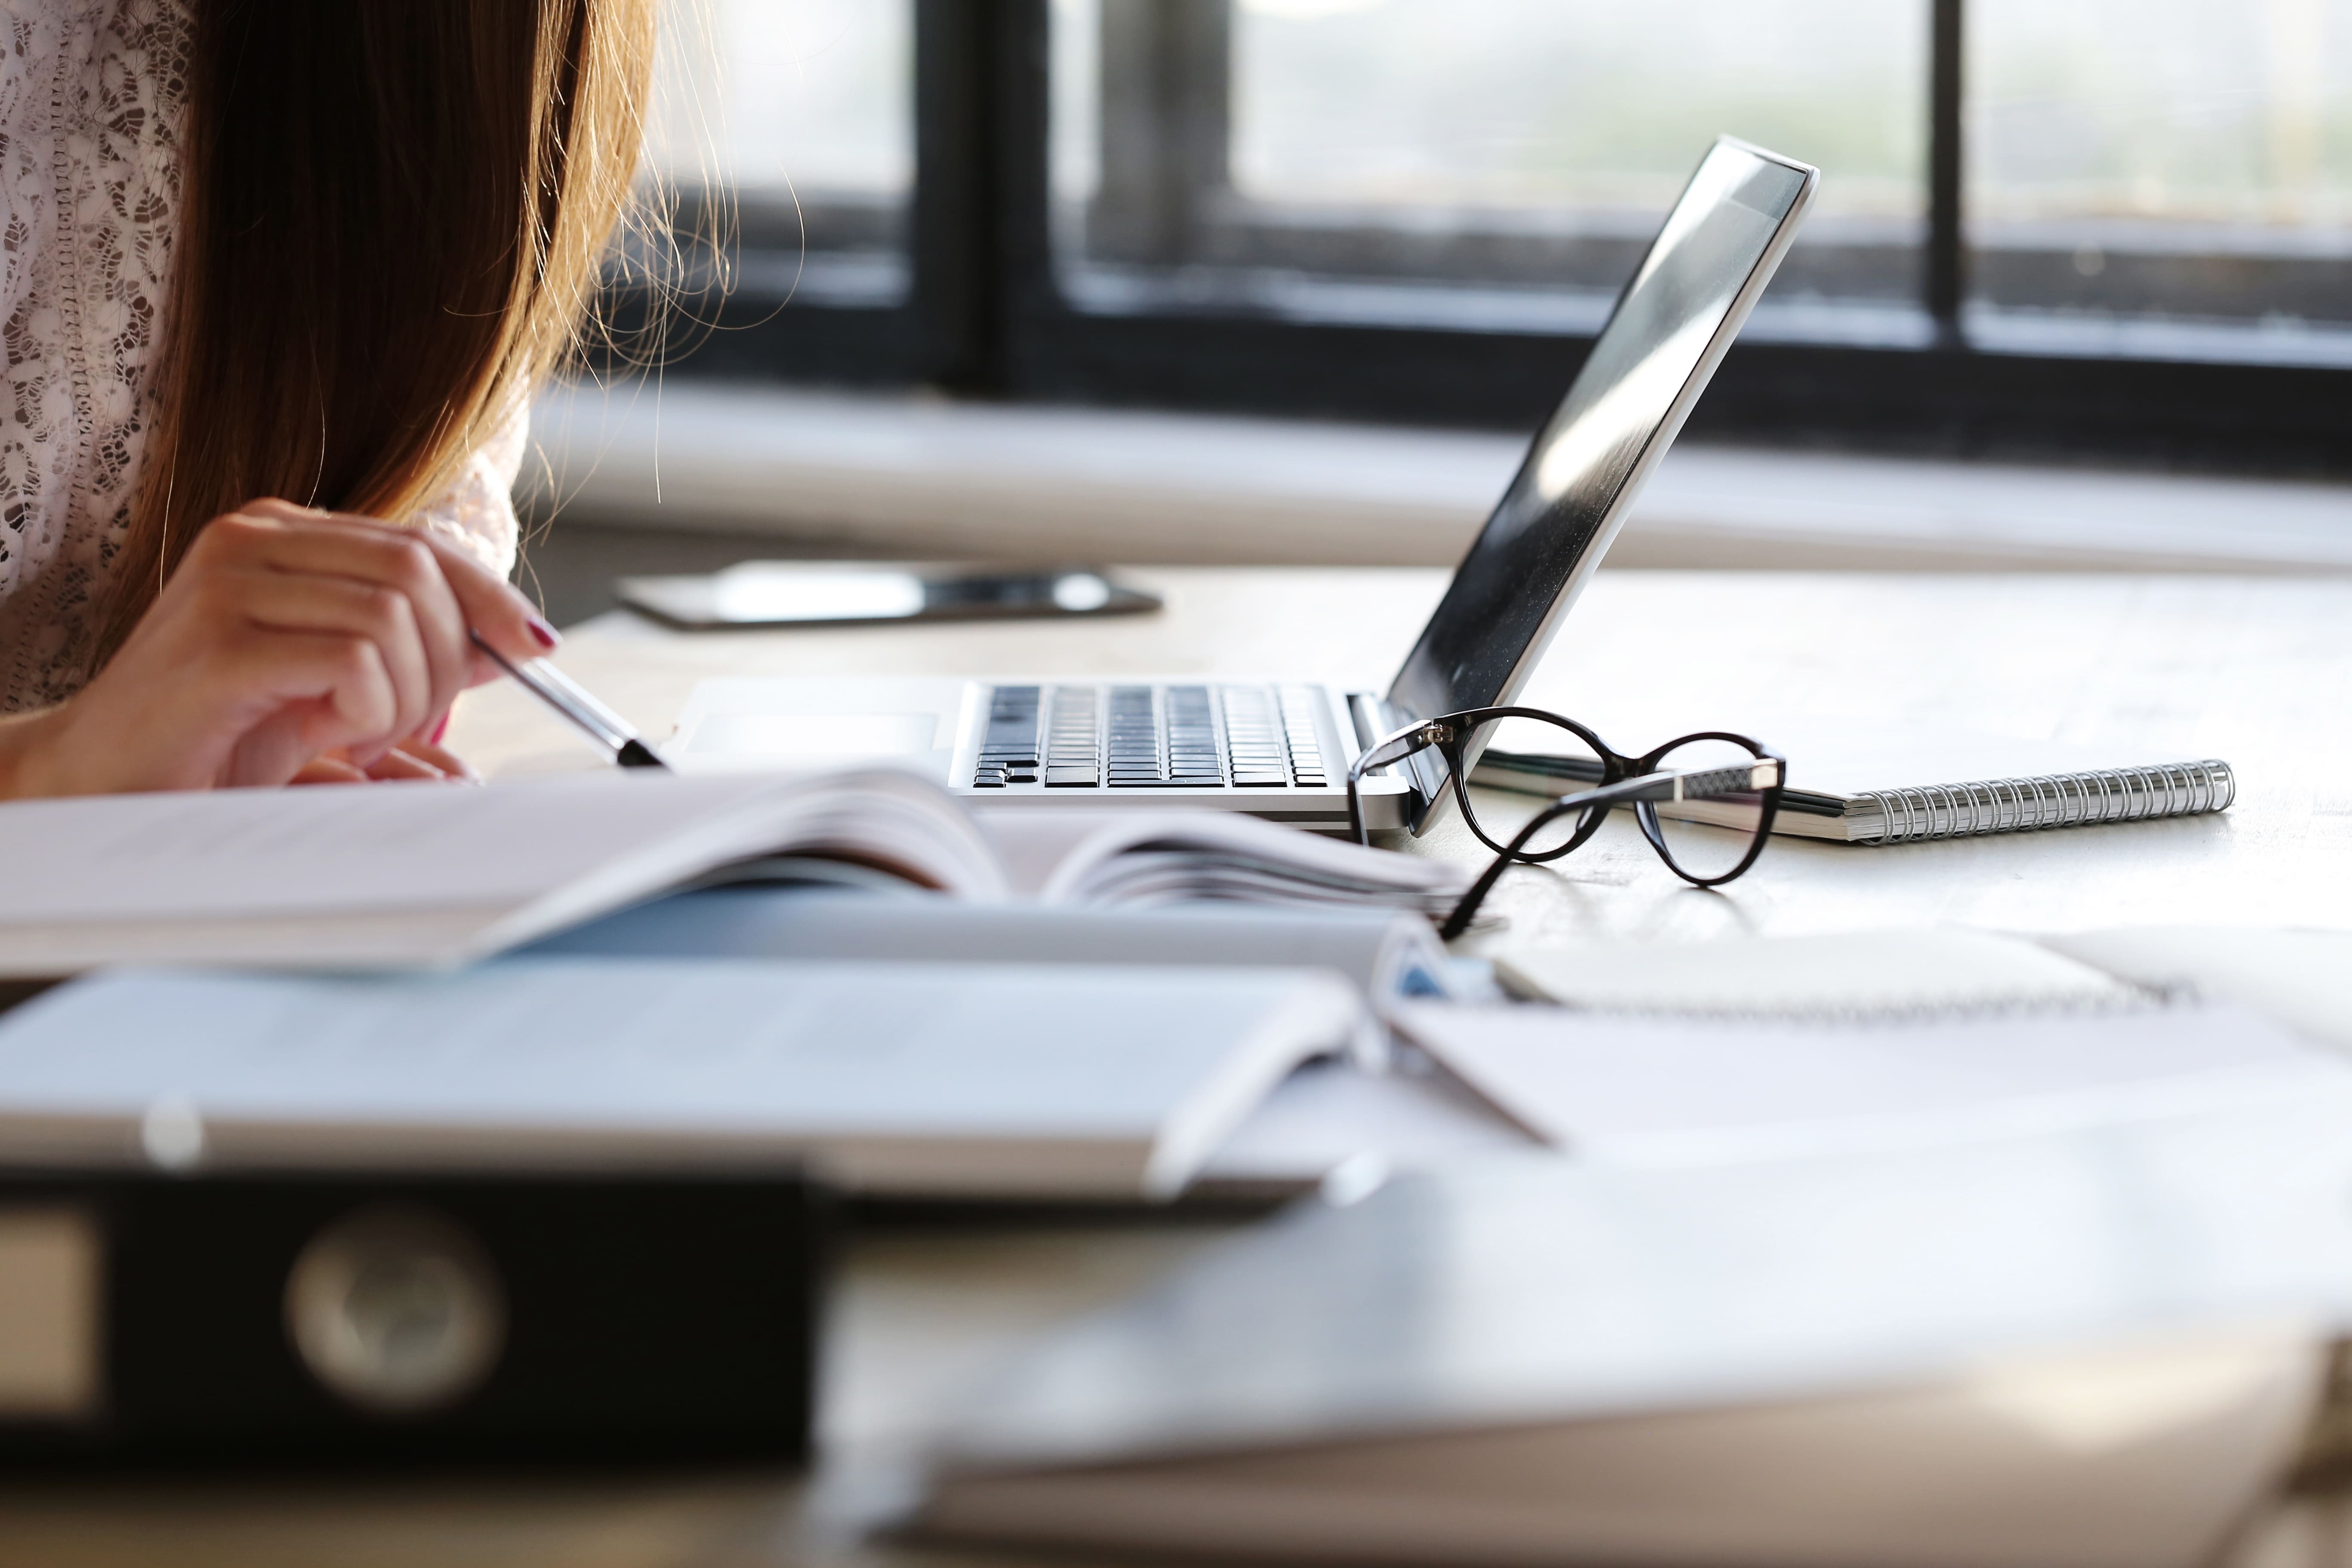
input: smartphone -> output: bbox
[614,561,1161,631]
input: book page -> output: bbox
[974,808,1465,906]
[971,809,1138,898]
[533,894,1430,1017]
[0,773,784,922]
[0,769,1003,970]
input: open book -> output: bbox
[0,771,1466,977]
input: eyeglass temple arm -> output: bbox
[1345,723,1451,845]
[1434,759,1784,940]
[1511,757,1780,826]
[1603,758,1781,805]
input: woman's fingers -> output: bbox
[414,529,559,677]
[285,740,470,787]
[214,569,438,759]
[216,627,404,772]
[235,499,555,678]
[227,708,340,789]
[386,735,478,781]
[28,498,534,796]
[288,754,374,786]
[219,503,475,727]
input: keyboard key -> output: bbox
[1044,686,1102,783]
[975,685,1046,788]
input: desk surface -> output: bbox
[459,567,2352,942]
[15,568,2349,1567]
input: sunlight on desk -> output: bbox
[10,567,2352,1564]
[453,567,2352,947]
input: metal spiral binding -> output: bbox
[1848,760,2235,845]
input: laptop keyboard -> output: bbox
[972,684,1331,790]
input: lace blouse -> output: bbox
[0,0,526,714]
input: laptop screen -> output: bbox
[1385,141,1816,727]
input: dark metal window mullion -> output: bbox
[1926,0,1966,345]
[913,0,1059,396]
[913,0,1001,392]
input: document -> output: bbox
[1195,1057,1535,1191]
[1394,1002,2344,1161]
[0,768,1462,977]
[1496,928,2143,1020]
[2043,928,2352,1057]
[530,890,1463,1015]
[0,959,1365,1199]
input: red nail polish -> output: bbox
[527,617,560,650]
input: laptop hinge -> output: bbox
[1346,692,1398,752]
[1347,692,1446,834]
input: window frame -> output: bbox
[649,0,2352,477]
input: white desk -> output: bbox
[457,567,2352,943]
[11,567,2346,1567]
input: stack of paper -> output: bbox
[913,1087,2352,1567]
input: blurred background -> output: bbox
[527,0,2352,622]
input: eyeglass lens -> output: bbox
[1455,713,1611,861]
[1641,735,1774,882]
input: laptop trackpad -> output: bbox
[671,712,944,779]
[668,677,966,779]
[680,712,937,757]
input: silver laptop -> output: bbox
[671,138,1818,834]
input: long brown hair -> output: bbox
[95,0,657,663]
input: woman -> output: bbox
[0,0,654,794]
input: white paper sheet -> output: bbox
[0,772,791,922]
[1396,1002,2346,1162]
[0,768,1006,977]
[1198,1057,1535,1186]
[2045,928,2352,1058]
[0,959,1362,1197]
[1498,928,2143,1020]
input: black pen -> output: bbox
[469,631,669,770]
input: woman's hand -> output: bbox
[0,499,555,796]
[288,735,481,786]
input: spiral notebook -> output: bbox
[1471,722,2235,845]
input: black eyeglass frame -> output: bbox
[1344,707,1788,919]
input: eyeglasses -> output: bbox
[1345,707,1786,938]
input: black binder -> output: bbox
[0,1170,827,1469]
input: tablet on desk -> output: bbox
[616,561,1161,631]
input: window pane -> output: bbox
[1969,0,2352,355]
[1052,0,1927,339]
[648,0,913,305]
